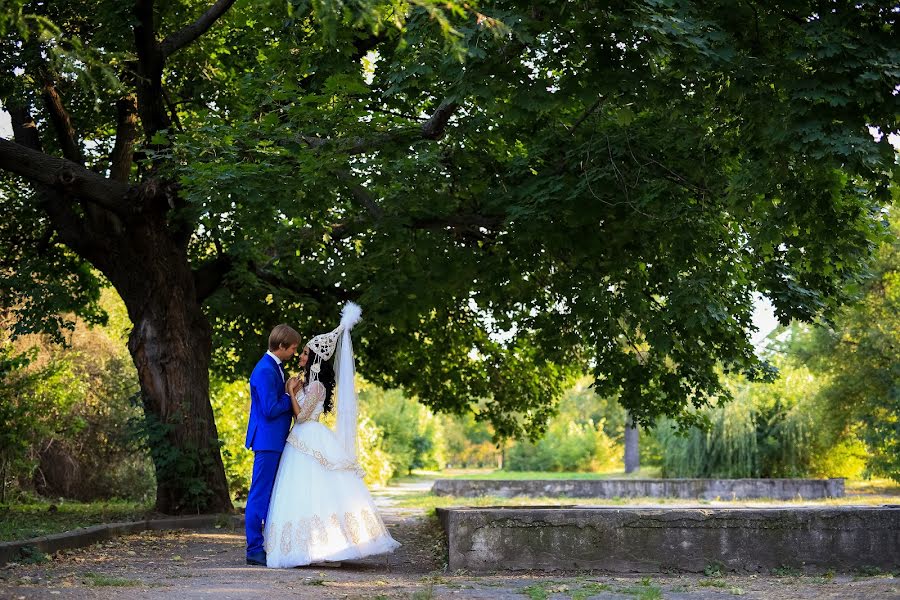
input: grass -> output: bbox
[411,586,434,600]
[618,578,663,600]
[772,565,803,577]
[382,471,900,510]
[519,582,571,599]
[0,500,152,542]
[571,582,612,600]
[402,467,663,481]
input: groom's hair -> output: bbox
[268,324,302,351]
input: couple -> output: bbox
[244,302,400,568]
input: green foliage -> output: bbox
[656,357,863,479]
[0,499,149,542]
[358,380,444,476]
[82,572,143,587]
[439,411,499,469]
[0,0,898,483]
[788,206,900,482]
[355,413,395,487]
[171,0,899,433]
[506,380,621,472]
[0,290,153,503]
[0,342,45,503]
[127,410,216,513]
[209,378,255,501]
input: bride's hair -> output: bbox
[303,347,336,413]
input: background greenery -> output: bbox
[2,200,898,507]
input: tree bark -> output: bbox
[102,217,233,514]
[624,412,640,474]
[1,0,242,516]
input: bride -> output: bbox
[263,302,400,568]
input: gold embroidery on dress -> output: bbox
[280,522,293,554]
[330,513,343,542]
[285,434,366,478]
[295,384,324,423]
[344,512,361,544]
[266,510,394,561]
[362,508,383,538]
[294,517,311,555]
[311,515,328,546]
[264,527,274,554]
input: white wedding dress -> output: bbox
[264,381,400,568]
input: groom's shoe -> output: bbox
[246,551,267,566]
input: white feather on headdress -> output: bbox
[340,301,362,330]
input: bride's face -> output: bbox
[298,346,310,368]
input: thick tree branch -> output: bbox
[6,105,93,253]
[110,94,140,181]
[298,99,460,155]
[248,260,355,302]
[410,213,505,230]
[39,72,84,164]
[160,0,237,58]
[0,137,133,214]
[133,0,170,139]
[421,100,458,140]
[568,95,603,134]
[193,254,233,302]
[8,105,43,152]
[335,171,383,219]
[133,0,159,60]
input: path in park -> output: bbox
[1,480,898,599]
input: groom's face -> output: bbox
[274,343,299,362]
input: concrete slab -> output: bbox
[436,505,900,573]
[431,478,845,499]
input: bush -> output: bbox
[440,412,500,469]
[0,292,155,503]
[357,381,445,476]
[506,380,621,472]
[209,378,255,501]
[656,359,861,479]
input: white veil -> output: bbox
[333,302,361,460]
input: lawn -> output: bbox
[380,472,900,512]
[0,500,153,542]
[397,466,663,481]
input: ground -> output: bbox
[1,479,898,599]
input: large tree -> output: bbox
[0,0,896,512]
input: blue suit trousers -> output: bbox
[245,450,281,558]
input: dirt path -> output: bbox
[1,483,898,599]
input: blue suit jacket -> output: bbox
[245,354,293,452]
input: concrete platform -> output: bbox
[436,505,900,573]
[431,478,845,500]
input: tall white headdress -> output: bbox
[305,302,362,460]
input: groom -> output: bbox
[244,323,302,566]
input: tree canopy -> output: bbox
[0,0,897,509]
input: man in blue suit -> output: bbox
[244,323,302,566]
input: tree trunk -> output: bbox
[624,413,640,474]
[103,217,232,515]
